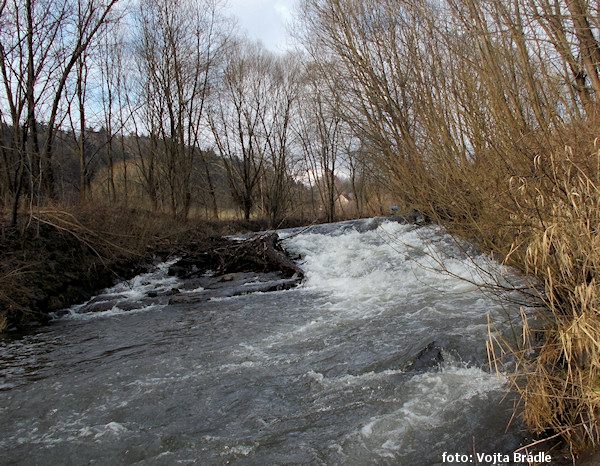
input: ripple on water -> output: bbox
[0,219,525,464]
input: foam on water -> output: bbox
[351,366,507,457]
[275,220,520,352]
[63,303,164,321]
[56,258,181,320]
[0,218,526,464]
[284,220,508,302]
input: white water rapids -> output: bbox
[0,218,527,464]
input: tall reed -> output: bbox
[489,145,600,451]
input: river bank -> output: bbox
[0,206,310,333]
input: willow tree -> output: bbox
[296,0,591,222]
[296,0,431,210]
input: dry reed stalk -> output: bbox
[488,146,600,453]
[0,262,37,332]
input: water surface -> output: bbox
[0,219,525,464]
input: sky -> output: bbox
[226,0,299,53]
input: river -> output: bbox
[0,218,527,464]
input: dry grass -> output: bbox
[484,144,600,453]
[0,203,197,332]
[0,261,36,333]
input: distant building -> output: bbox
[335,192,355,216]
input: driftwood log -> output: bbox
[168,233,303,279]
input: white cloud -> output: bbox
[226,0,298,53]
[274,2,292,21]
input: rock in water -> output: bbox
[405,341,445,372]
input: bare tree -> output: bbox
[208,41,272,221]
[0,0,120,224]
[258,53,301,227]
[98,21,123,203]
[134,0,226,219]
[294,61,346,222]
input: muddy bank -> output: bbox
[167,233,303,279]
[0,212,309,332]
[0,222,149,331]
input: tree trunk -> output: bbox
[203,159,219,219]
[567,0,600,101]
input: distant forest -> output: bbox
[0,0,393,227]
[1,122,375,223]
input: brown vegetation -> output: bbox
[491,144,600,452]
[297,0,600,456]
[0,205,172,331]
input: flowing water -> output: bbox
[0,219,527,465]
